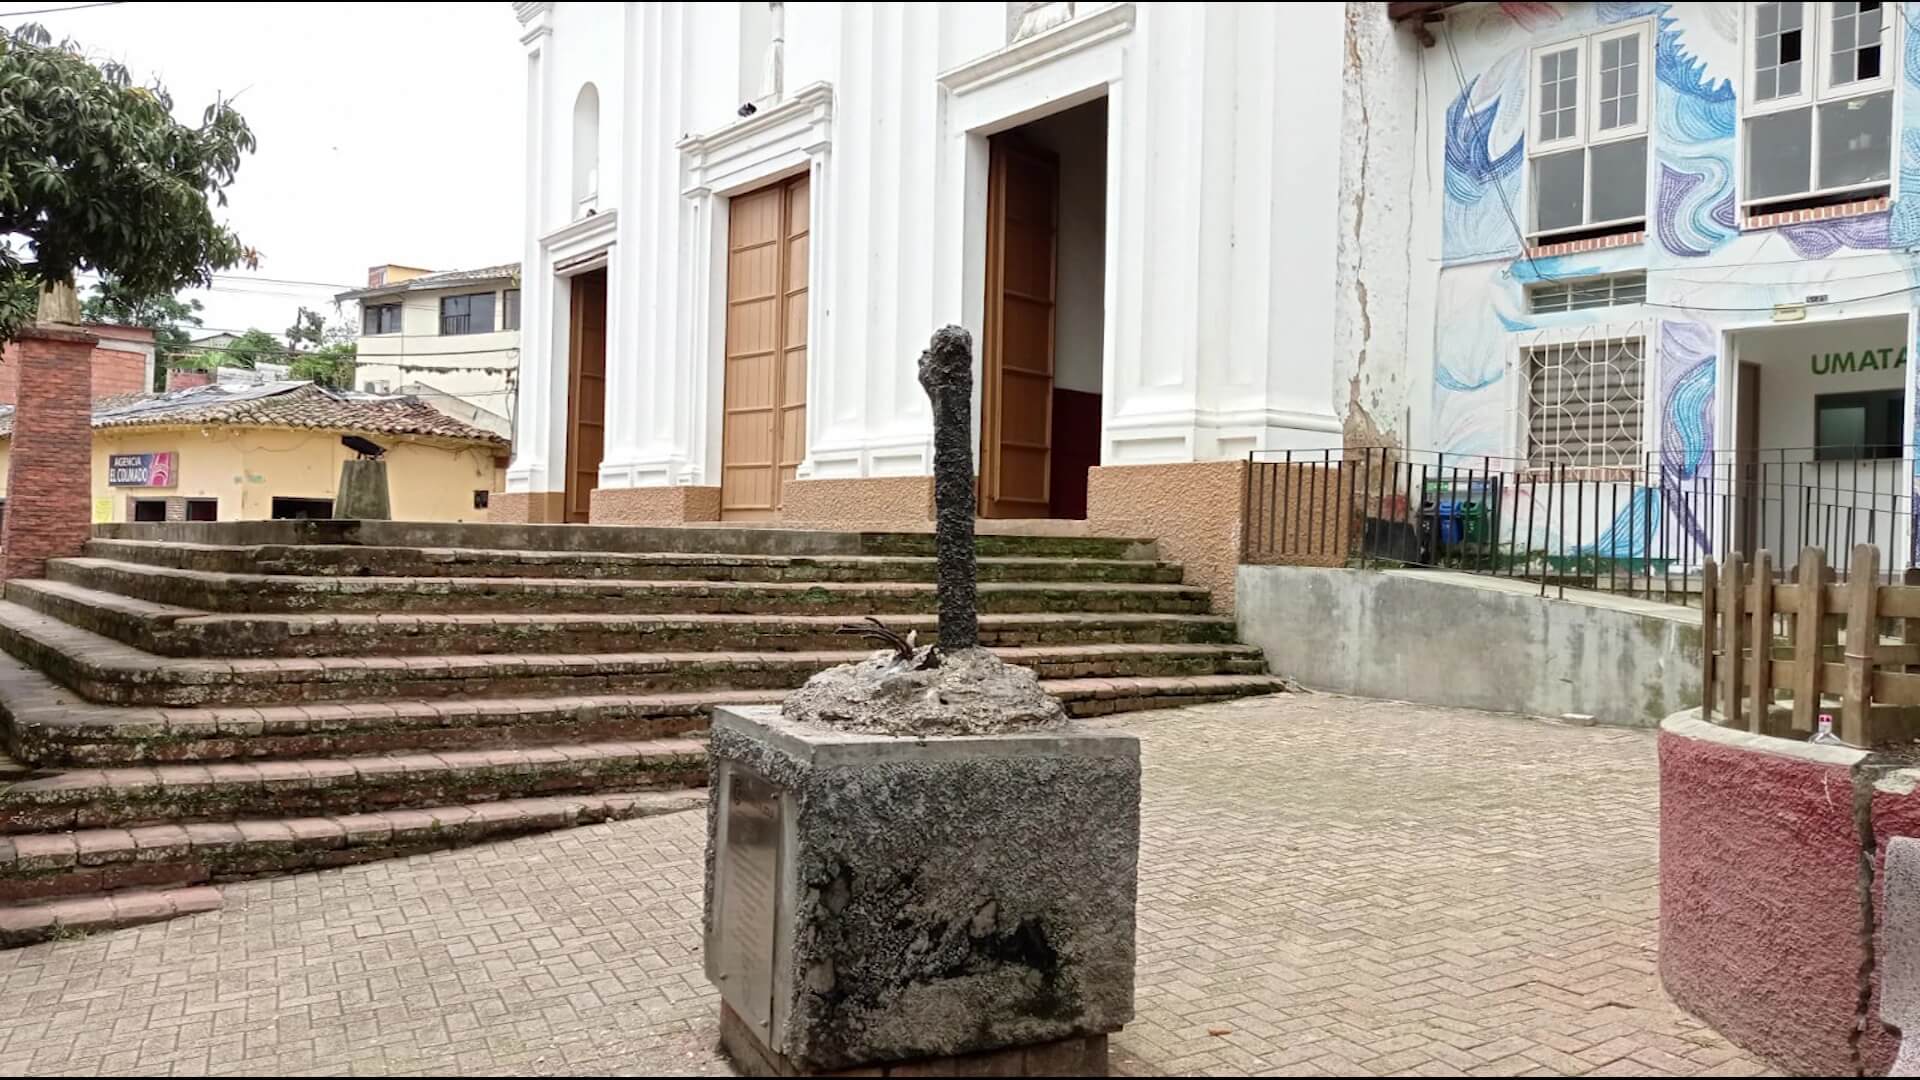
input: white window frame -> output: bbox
[1526,20,1654,240]
[1740,1,1899,210]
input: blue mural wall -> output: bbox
[1429,0,1920,562]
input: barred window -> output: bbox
[1527,272,1647,313]
[1526,334,1647,467]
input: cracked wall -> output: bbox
[1334,3,1418,450]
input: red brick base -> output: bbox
[2,325,99,581]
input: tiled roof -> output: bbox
[0,381,508,446]
[334,263,520,302]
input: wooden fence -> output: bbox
[1703,544,1920,746]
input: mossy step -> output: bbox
[94,519,1158,562]
[1050,674,1299,717]
[0,739,708,834]
[0,644,770,765]
[8,577,1237,658]
[0,601,1268,707]
[0,789,703,906]
[81,539,1184,585]
[45,559,1212,616]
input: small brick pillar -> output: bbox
[2,324,99,580]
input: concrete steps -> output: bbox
[43,558,1212,616]
[89,519,1160,562]
[0,600,1268,707]
[0,739,708,835]
[0,885,222,946]
[82,538,1187,585]
[0,790,703,906]
[9,577,1236,658]
[0,520,1290,920]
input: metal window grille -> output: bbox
[1525,331,1646,467]
[1526,272,1647,313]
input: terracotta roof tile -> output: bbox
[0,382,507,446]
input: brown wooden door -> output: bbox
[721,174,810,520]
[1736,360,1761,558]
[981,139,1058,519]
[564,268,608,523]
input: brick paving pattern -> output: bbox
[0,693,1773,1076]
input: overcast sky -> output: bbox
[23,0,526,339]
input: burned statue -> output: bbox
[780,325,1067,736]
[703,326,1139,1077]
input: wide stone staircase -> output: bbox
[0,521,1287,937]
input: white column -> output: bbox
[509,4,556,494]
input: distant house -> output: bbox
[0,323,155,403]
[0,380,507,524]
[334,263,520,440]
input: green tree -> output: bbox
[79,276,206,389]
[0,23,254,339]
[285,306,326,351]
[289,341,356,389]
[282,305,356,388]
[222,328,282,369]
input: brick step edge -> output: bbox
[0,600,1261,707]
[0,738,710,833]
[0,885,221,947]
[0,790,704,906]
[79,540,1187,585]
[1053,674,1299,718]
[43,558,1214,615]
[7,577,1239,659]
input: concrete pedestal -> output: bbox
[703,705,1140,1076]
[335,459,391,520]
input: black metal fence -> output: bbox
[1242,446,1915,602]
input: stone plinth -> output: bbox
[335,459,392,520]
[703,705,1140,1076]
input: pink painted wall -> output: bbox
[1658,727,1864,1077]
[1866,782,1920,1075]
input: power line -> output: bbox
[0,1,123,16]
[1441,27,1559,285]
[1641,280,1920,313]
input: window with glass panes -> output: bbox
[1528,23,1652,241]
[361,303,401,335]
[438,292,497,336]
[1743,2,1895,212]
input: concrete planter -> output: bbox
[702,705,1140,1075]
[1658,711,1920,1076]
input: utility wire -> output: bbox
[0,1,122,16]
[1441,26,1560,285]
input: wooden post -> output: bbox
[1794,546,1826,734]
[1843,543,1881,746]
[1903,567,1920,671]
[1722,551,1745,730]
[1701,559,1718,721]
[1750,549,1774,734]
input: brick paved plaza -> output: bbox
[0,693,1771,1077]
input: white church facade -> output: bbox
[499,0,1413,586]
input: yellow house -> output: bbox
[0,382,507,523]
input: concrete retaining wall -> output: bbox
[1234,565,1699,727]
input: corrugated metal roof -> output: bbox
[334,262,521,303]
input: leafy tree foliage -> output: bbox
[284,306,356,389]
[79,276,206,389]
[221,328,282,370]
[0,23,254,340]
